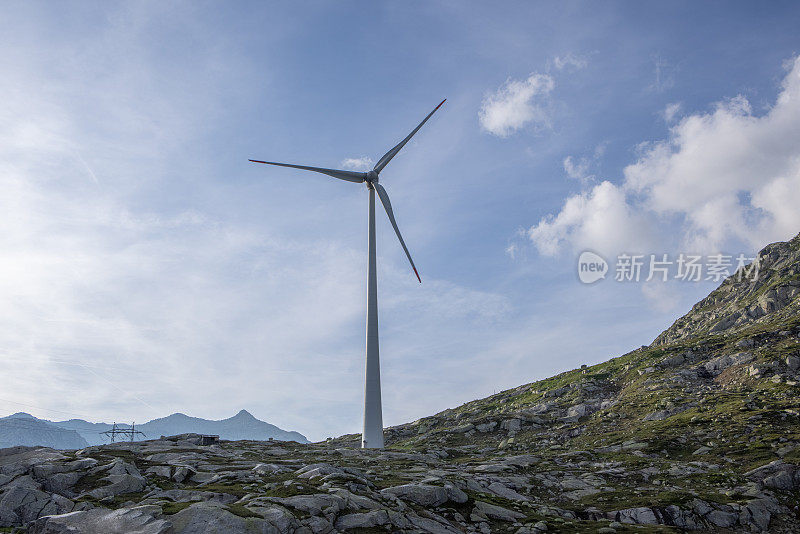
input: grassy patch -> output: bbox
[73,470,111,494]
[577,489,693,510]
[161,501,192,515]
[225,503,262,518]
[186,482,248,498]
[263,482,322,498]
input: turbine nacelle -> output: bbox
[249,99,444,285]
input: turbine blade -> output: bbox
[373,99,446,173]
[249,160,366,183]
[374,183,421,283]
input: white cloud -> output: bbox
[562,143,607,184]
[340,156,373,171]
[553,53,588,71]
[527,56,800,258]
[663,102,682,123]
[479,74,554,137]
[563,155,590,181]
[528,181,654,257]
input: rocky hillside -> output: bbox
[1,234,799,533]
[654,232,800,345]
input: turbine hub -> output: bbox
[365,170,379,183]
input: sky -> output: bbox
[2,1,800,441]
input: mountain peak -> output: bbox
[233,409,255,419]
[653,231,800,345]
[7,412,35,419]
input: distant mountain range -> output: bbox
[0,413,88,449]
[0,410,307,449]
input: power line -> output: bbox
[0,398,94,420]
[100,422,146,443]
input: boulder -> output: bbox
[501,419,522,432]
[470,500,525,522]
[608,506,659,525]
[739,498,780,531]
[259,506,303,533]
[702,352,754,376]
[658,353,686,368]
[475,421,498,433]
[169,502,265,534]
[146,466,172,478]
[746,461,800,491]
[171,466,195,483]
[253,463,289,475]
[0,447,66,478]
[562,487,600,500]
[406,512,462,533]
[643,406,688,421]
[85,459,147,500]
[301,515,335,534]
[487,482,529,501]
[660,505,702,530]
[0,486,77,526]
[265,494,346,516]
[1,474,41,491]
[707,509,738,527]
[41,471,83,497]
[567,404,587,418]
[503,455,539,468]
[381,484,452,507]
[145,452,203,465]
[295,463,343,479]
[335,510,390,530]
[543,387,569,398]
[29,505,170,534]
[160,433,204,446]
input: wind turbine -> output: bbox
[250,99,445,448]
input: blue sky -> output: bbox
[2,2,800,441]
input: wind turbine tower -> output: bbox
[250,100,445,448]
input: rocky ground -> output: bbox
[2,234,800,533]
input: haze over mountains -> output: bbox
[0,409,307,449]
